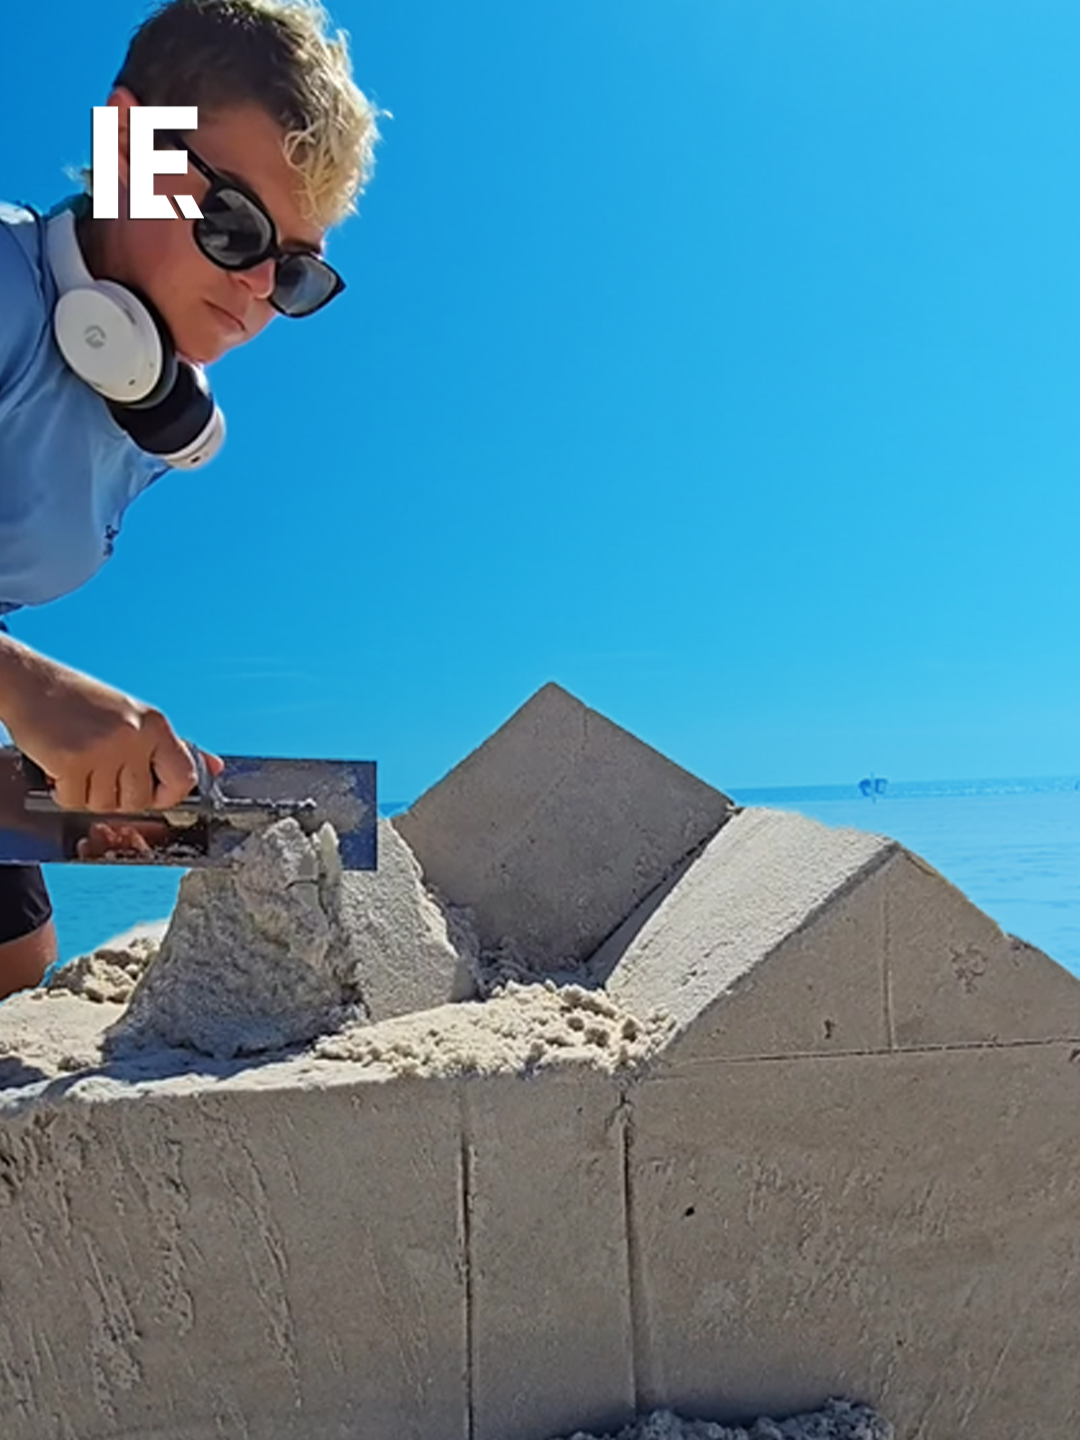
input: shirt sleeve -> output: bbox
[0,220,48,400]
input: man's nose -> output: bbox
[235,258,276,301]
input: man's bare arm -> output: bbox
[0,633,220,812]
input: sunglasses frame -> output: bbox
[160,129,346,318]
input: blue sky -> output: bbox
[5,0,1080,796]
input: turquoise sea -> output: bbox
[42,779,1080,979]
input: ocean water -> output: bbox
[41,780,1080,979]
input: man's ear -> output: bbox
[104,86,140,187]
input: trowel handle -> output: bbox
[18,747,219,816]
[17,753,51,792]
[184,742,226,814]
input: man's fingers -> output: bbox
[19,705,211,814]
[82,822,122,858]
[148,734,199,810]
[109,824,156,857]
[53,767,91,811]
[87,764,124,814]
[118,763,154,814]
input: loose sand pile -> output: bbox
[553,1400,892,1440]
[314,979,673,1076]
[20,814,670,1083]
[45,923,163,1004]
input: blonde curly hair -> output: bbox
[109,0,381,228]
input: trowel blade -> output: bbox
[0,750,377,870]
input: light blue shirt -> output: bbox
[0,198,169,614]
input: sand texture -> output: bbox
[104,815,479,1060]
[46,922,165,1004]
[105,818,358,1058]
[556,1400,892,1440]
[336,815,478,1014]
[314,979,673,1076]
[0,990,119,1082]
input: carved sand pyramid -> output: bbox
[1,681,1079,1440]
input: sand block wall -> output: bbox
[0,1061,470,1438]
[4,684,1080,1439]
[603,812,1080,1436]
[597,805,1080,1056]
[394,682,735,975]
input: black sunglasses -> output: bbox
[161,131,345,318]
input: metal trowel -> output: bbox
[0,746,377,869]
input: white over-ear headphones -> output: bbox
[45,205,226,470]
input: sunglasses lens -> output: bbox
[189,176,343,317]
[272,253,343,317]
[195,186,275,268]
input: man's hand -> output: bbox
[76,820,171,860]
[0,635,223,813]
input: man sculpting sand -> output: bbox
[0,0,378,996]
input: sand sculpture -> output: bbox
[556,1398,890,1440]
[2,681,1079,1440]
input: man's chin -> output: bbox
[178,330,251,367]
[170,303,255,366]
[174,333,225,367]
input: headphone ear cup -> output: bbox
[107,361,215,459]
[121,286,179,411]
[47,207,226,470]
[125,336,178,412]
[53,281,165,403]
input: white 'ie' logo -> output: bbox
[91,106,203,222]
